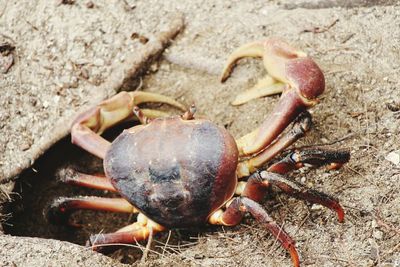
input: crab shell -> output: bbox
[104,116,239,228]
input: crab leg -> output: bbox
[57,168,117,192]
[221,39,325,156]
[243,171,345,223]
[209,197,300,267]
[237,111,312,178]
[89,213,165,251]
[267,148,351,174]
[47,196,138,226]
[71,91,185,159]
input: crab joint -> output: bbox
[182,103,196,120]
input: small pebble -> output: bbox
[20,140,32,151]
[80,68,90,79]
[321,138,329,143]
[70,76,79,88]
[372,230,383,240]
[139,35,149,44]
[311,204,323,211]
[149,63,159,73]
[57,0,75,5]
[385,151,400,165]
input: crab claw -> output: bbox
[71,91,185,159]
[221,38,325,156]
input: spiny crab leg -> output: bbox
[267,172,344,223]
[209,197,300,267]
[71,91,185,159]
[245,171,345,223]
[268,148,351,174]
[235,148,350,222]
[221,38,325,157]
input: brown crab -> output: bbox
[48,38,350,267]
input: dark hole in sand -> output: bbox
[3,121,215,264]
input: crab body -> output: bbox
[104,116,238,228]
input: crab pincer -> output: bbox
[221,38,325,157]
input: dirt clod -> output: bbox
[0,42,15,74]
[57,0,75,5]
[86,1,94,8]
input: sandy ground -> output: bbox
[1,0,400,266]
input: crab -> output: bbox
[47,38,350,267]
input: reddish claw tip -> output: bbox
[328,201,345,223]
[326,201,345,223]
[336,204,345,223]
[288,245,300,267]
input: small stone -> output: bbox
[56,0,75,5]
[86,1,94,8]
[80,68,89,79]
[53,95,60,104]
[130,32,139,40]
[370,245,379,260]
[385,151,400,165]
[149,63,158,73]
[30,98,37,106]
[70,76,79,88]
[130,33,149,44]
[138,35,149,44]
[372,230,383,240]
[371,219,377,228]
[366,259,374,266]
[0,53,13,73]
[311,204,323,210]
[20,140,32,151]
